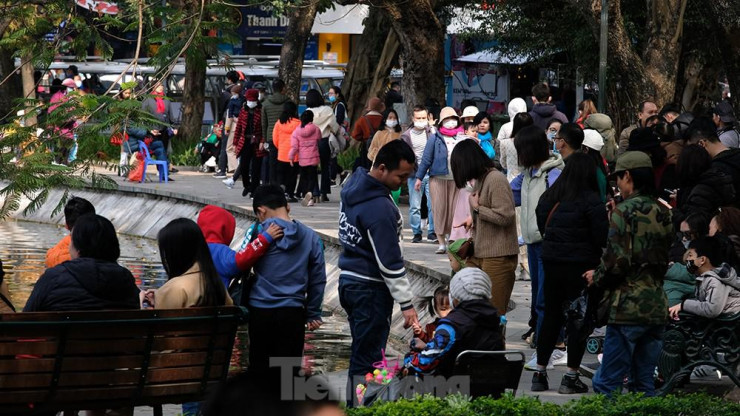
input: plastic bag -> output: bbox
[127,151,145,182]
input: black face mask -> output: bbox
[686,259,699,275]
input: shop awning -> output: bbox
[455,50,531,65]
[311,4,369,34]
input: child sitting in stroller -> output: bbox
[197,121,223,172]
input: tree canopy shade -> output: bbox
[0,0,240,219]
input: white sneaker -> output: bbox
[435,243,446,254]
[222,178,235,189]
[691,365,721,381]
[551,349,568,366]
[524,352,555,371]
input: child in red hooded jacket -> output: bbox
[197,205,283,290]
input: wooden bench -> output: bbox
[0,306,246,415]
[657,312,740,395]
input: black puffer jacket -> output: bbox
[712,148,740,208]
[674,167,736,227]
[536,191,609,265]
[23,257,140,312]
[436,299,504,377]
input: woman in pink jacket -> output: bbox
[289,110,322,207]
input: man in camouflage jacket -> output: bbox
[586,151,673,396]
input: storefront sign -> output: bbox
[241,6,290,38]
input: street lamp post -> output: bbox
[598,0,608,113]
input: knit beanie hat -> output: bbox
[449,267,491,302]
[447,238,469,269]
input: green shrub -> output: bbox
[346,393,740,416]
[169,138,201,167]
[338,147,360,172]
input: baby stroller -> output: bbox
[197,121,222,172]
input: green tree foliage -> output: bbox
[0,0,240,219]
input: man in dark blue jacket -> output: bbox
[338,140,419,404]
[247,185,326,375]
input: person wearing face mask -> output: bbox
[367,109,402,161]
[583,151,673,397]
[416,107,465,254]
[510,126,564,349]
[328,86,349,186]
[449,140,518,316]
[552,123,584,163]
[141,82,178,174]
[401,106,437,244]
[232,88,266,198]
[545,119,562,148]
[667,236,740,382]
[669,236,740,319]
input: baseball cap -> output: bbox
[612,151,652,176]
[461,105,479,119]
[714,101,735,123]
[582,129,604,151]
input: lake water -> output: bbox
[0,220,350,375]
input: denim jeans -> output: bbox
[593,324,664,396]
[408,176,435,236]
[339,277,394,404]
[527,242,546,337]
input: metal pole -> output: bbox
[598,0,608,113]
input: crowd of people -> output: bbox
[6,71,740,410]
[333,82,740,401]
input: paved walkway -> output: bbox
[108,166,600,409]
[107,166,455,277]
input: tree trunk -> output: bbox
[343,7,399,124]
[642,0,687,106]
[0,51,21,120]
[20,53,37,126]
[181,54,206,142]
[381,0,445,121]
[705,0,740,111]
[572,0,685,130]
[278,0,320,103]
[179,0,207,143]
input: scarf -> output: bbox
[438,126,464,137]
[478,131,492,142]
[154,91,165,114]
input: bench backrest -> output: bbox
[454,350,525,398]
[0,307,246,413]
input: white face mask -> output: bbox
[464,181,475,193]
[246,101,258,109]
[386,119,398,128]
[413,121,428,130]
[443,119,458,129]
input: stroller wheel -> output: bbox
[586,337,603,354]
